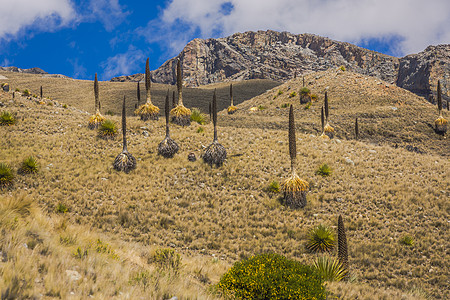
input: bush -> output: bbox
[23,89,30,96]
[267,181,280,193]
[197,126,204,133]
[277,90,283,95]
[281,103,289,108]
[399,235,414,246]
[190,108,206,125]
[258,105,266,110]
[18,156,39,174]
[0,163,14,189]
[98,119,117,140]
[304,102,312,110]
[55,203,68,214]
[313,256,346,282]
[289,91,297,98]
[218,253,326,299]
[316,163,332,177]
[300,87,310,95]
[306,224,335,253]
[149,248,182,274]
[339,65,346,71]
[0,111,16,126]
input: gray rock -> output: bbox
[65,270,81,281]
[344,158,355,166]
[142,130,149,137]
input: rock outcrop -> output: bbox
[0,66,47,75]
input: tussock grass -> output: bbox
[0,163,14,189]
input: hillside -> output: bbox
[111,30,450,102]
[0,70,449,299]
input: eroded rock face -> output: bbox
[397,45,450,102]
[0,66,47,74]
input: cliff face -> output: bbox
[397,44,450,101]
[111,30,449,101]
[0,66,47,75]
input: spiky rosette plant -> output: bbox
[313,256,347,282]
[300,87,311,104]
[203,89,226,167]
[323,92,334,138]
[282,105,309,209]
[0,111,16,126]
[158,90,179,158]
[136,58,159,121]
[355,117,359,139]
[435,80,447,134]
[114,96,136,173]
[98,119,117,140]
[170,59,191,126]
[227,83,237,114]
[88,73,105,129]
[338,215,349,279]
[40,86,43,99]
[306,225,335,253]
[18,156,39,175]
[134,81,141,111]
[0,163,14,190]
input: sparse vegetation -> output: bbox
[150,248,182,274]
[267,180,280,193]
[0,163,14,189]
[98,119,117,140]
[289,91,297,98]
[306,224,335,253]
[23,89,30,96]
[316,163,332,177]
[399,235,414,246]
[55,202,68,213]
[218,253,326,299]
[304,101,312,110]
[18,156,39,175]
[0,111,16,126]
[339,65,346,71]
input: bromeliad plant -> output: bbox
[88,73,105,129]
[282,105,309,209]
[18,156,39,175]
[313,256,347,282]
[114,96,137,173]
[227,83,237,114]
[0,163,14,190]
[306,224,335,253]
[170,59,191,126]
[323,92,334,138]
[135,58,160,121]
[203,89,226,167]
[435,80,447,134]
[0,111,16,126]
[158,90,179,158]
[98,119,117,140]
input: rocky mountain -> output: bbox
[111,30,449,102]
[0,66,47,75]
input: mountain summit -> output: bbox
[112,30,449,100]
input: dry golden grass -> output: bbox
[0,70,448,299]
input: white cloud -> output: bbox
[101,46,145,80]
[0,0,76,40]
[148,0,450,56]
[87,0,129,31]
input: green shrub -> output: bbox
[289,91,297,98]
[304,102,312,110]
[98,119,117,140]
[313,256,346,282]
[300,87,310,95]
[267,180,280,193]
[400,235,414,246]
[0,111,16,126]
[18,156,39,174]
[56,203,68,214]
[0,163,14,189]
[281,103,289,108]
[277,90,283,95]
[197,126,204,133]
[105,111,115,116]
[316,163,332,177]
[306,224,335,253]
[190,108,206,125]
[258,105,266,110]
[311,94,318,101]
[15,88,20,92]
[149,248,182,274]
[218,253,326,299]
[23,89,30,96]
[62,104,68,109]
[339,65,346,71]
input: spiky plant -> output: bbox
[0,111,16,126]
[227,83,237,114]
[114,96,137,173]
[191,108,206,125]
[40,86,43,99]
[337,215,349,279]
[209,102,212,120]
[323,92,334,138]
[203,89,226,167]
[282,105,309,209]
[88,73,105,129]
[172,90,176,109]
[98,119,117,140]
[300,87,311,104]
[170,59,191,126]
[319,106,329,139]
[158,90,179,158]
[0,163,14,189]
[135,58,159,121]
[355,117,359,139]
[18,156,39,175]
[313,256,347,282]
[435,80,447,134]
[306,225,335,253]
[1,83,9,92]
[134,81,141,111]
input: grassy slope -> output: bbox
[0,71,279,115]
[0,69,448,299]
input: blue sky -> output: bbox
[0,0,449,81]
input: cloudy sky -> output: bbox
[0,0,449,80]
